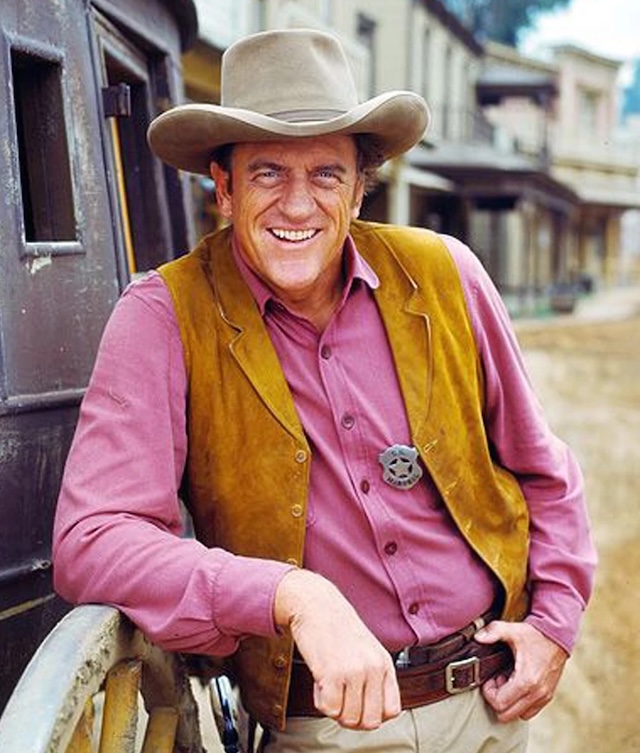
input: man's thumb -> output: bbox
[474,620,502,644]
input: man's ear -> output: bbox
[351,177,365,219]
[210,162,233,219]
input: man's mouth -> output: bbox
[270,228,318,242]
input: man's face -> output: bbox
[211,135,365,311]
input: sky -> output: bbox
[521,0,640,66]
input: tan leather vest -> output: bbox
[159,219,530,730]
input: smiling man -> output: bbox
[53,28,596,753]
[210,136,365,329]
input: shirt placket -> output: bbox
[317,313,432,634]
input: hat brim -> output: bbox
[147,91,430,175]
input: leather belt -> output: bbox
[393,609,497,667]
[287,613,513,717]
[396,641,513,710]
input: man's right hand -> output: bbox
[274,569,401,729]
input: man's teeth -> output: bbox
[272,229,316,241]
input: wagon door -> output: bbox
[92,9,192,285]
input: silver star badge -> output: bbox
[378,444,423,490]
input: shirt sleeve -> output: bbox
[52,272,293,656]
[441,235,597,654]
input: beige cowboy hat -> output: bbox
[147,27,430,175]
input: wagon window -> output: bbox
[11,50,76,243]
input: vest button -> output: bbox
[291,504,304,518]
[273,654,288,670]
[273,703,284,715]
[360,479,370,494]
[294,449,308,463]
[408,602,420,615]
[320,344,332,359]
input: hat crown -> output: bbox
[147,28,430,175]
[221,29,360,120]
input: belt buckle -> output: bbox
[395,648,411,669]
[445,656,480,694]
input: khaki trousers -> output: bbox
[264,690,528,753]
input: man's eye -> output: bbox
[252,170,281,185]
[315,170,340,184]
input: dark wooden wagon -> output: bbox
[0,0,197,713]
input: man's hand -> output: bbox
[274,569,401,729]
[474,620,568,722]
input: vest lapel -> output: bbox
[207,236,307,444]
[355,227,433,441]
[379,285,433,442]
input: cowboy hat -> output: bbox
[147,28,430,175]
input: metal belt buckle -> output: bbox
[395,647,411,669]
[445,656,480,694]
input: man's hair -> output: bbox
[210,143,234,175]
[210,134,384,193]
[354,134,384,193]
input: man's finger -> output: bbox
[338,676,368,729]
[313,677,345,720]
[382,669,402,721]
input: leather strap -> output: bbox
[394,609,498,666]
[287,642,513,717]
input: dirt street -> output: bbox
[515,300,640,753]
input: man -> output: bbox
[53,28,596,752]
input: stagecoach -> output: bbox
[0,1,203,744]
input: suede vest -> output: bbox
[158,219,530,730]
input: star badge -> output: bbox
[378,444,424,490]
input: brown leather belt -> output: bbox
[393,609,497,667]
[287,614,513,717]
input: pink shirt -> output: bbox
[53,232,596,657]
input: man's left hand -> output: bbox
[474,621,568,722]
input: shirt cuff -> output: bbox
[525,583,588,654]
[212,554,296,639]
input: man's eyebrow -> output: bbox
[314,162,348,174]
[247,160,285,173]
[245,160,348,174]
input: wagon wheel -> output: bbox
[0,604,204,753]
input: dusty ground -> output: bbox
[516,302,640,753]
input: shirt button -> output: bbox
[360,479,370,494]
[408,602,420,615]
[384,541,398,555]
[341,413,355,430]
[291,504,304,518]
[294,449,308,463]
[320,344,332,359]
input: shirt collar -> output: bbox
[231,232,380,317]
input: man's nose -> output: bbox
[279,176,316,218]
